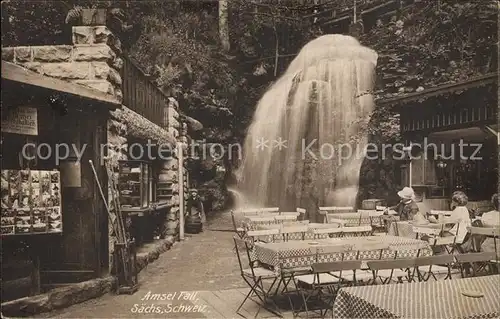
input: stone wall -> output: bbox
[2,26,123,103]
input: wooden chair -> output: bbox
[233,237,281,317]
[230,210,245,239]
[414,254,455,281]
[319,206,354,222]
[455,252,497,278]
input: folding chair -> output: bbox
[247,228,280,243]
[326,214,347,227]
[294,249,361,318]
[319,206,354,222]
[312,227,343,240]
[277,247,316,305]
[427,236,457,255]
[341,225,373,237]
[281,225,309,241]
[370,215,386,233]
[275,213,298,223]
[296,207,306,221]
[467,226,500,252]
[381,215,400,236]
[468,226,500,272]
[233,237,281,317]
[455,252,497,278]
[230,210,245,239]
[414,254,455,281]
[260,207,280,213]
[367,252,416,284]
[413,225,444,239]
[238,209,261,216]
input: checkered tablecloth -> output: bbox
[242,215,298,229]
[388,221,453,238]
[254,235,431,275]
[333,275,500,319]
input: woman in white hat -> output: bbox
[386,186,420,221]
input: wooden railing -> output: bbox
[121,55,168,128]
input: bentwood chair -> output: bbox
[233,237,281,317]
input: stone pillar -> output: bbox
[162,98,182,237]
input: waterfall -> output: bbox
[237,34,378,209]
[227,187,255,211]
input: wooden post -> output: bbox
[178,143,185,240]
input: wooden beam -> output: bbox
[1,61,120,107]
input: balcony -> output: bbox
[121,55,168,128]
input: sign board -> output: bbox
[1,107,38,136]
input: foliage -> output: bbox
[359,0,498,100]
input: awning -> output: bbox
[1,60,120,108]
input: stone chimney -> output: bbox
[1,25,123,103]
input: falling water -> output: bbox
[227,187,247,210]
[237,34,378,210]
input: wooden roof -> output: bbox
[1,61,120,108]
[379,72,498,108]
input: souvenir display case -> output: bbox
[156,162,174,204]
[1,169,62,236]
[118,160,151,209]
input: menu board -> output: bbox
[1,170,62,236]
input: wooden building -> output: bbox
[386,73,498,213]
[1,61,120,300]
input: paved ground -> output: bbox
[36,211,246,318]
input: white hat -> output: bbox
[397,187,415,200]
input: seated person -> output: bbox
[480,193,500,253]
[386,187,424,222]
[447,191,472,248]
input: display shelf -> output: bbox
[118,160,151,209]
